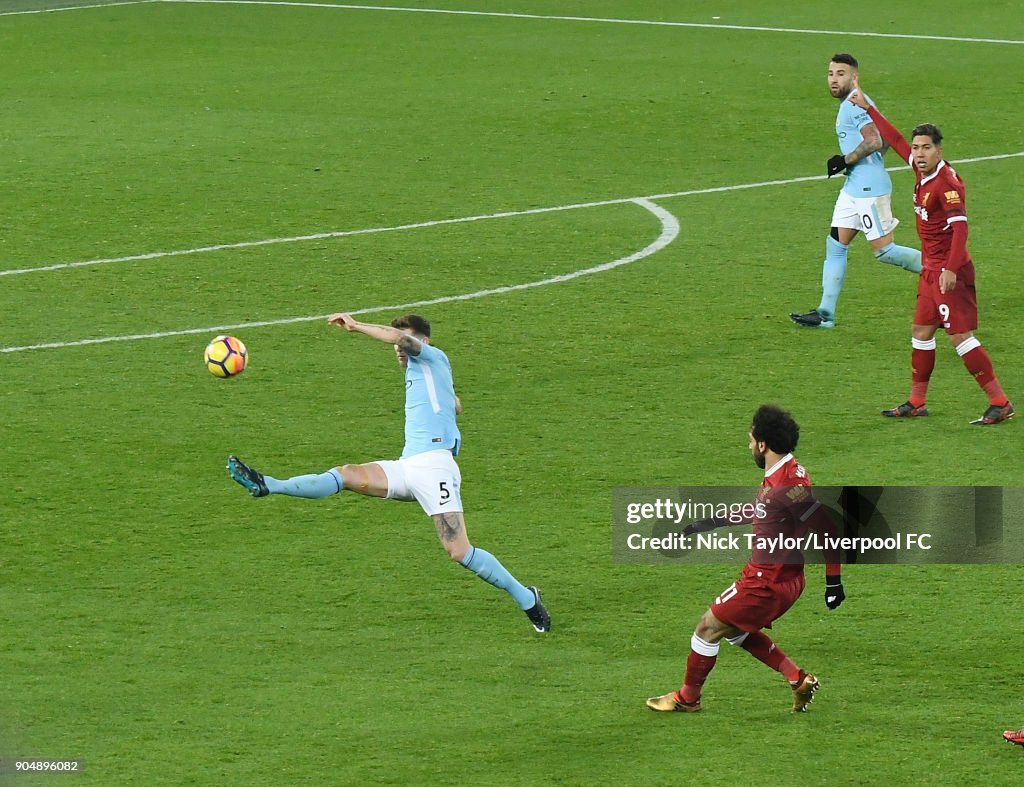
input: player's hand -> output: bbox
[848,78,870,110]
[682,517,726,537]
[328,312,359,330]
[825,575,846,610]
[939,269,957,294]
[827,154,848,178]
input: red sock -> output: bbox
[909,346,935,407]
[679,650,717,704]
[960,345,1008,405]
[741,631,801,683]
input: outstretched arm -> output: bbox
[327,312,423,356]
[848,80,912,163]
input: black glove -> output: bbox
[826,154,848,177]
[825,575,846,610]
[682,517,727,537]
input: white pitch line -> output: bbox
[0,199,678,354]
[4,151,1021,279]
[0,0,155,18]
[163,0,1024,46]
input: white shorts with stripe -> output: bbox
[831,190,899,240]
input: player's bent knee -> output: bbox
[339,464,371,495]
[438,533,469,563]
[695,608,734,642]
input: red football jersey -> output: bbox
[910,161,969,273]
[748,454,824,581]
[866,105,971,273]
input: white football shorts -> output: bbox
[831,191,899,240]
[374,449,463,516]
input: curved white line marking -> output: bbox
[0,199,678,354]
[3,152,1020,278]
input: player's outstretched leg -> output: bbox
[874,242,922,272]
[439,513,549,633]
[227,456,345,498]
[1003,728,1024,746]
[460,546,550,632]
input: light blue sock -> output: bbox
[460,545,535,610]
[818,235,849,319]
[265,468,344,498]
[874,242,922,273]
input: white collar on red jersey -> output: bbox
[764,453,794,478]
[919,159,947,187]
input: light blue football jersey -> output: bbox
[836,96,892,197]
[401,342,461,458]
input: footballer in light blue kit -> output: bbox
[790,53,921,329]
[227,312,550,634]
[837,96,891,198]
[398,340,461,459]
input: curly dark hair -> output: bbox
[391,314,431,338]
[751,404,800,455]
[911,123,943,145]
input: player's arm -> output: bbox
[781,485,844,610]
[940,192,970,293]
[455,395,463,415]
[827,104,886,177]
[800,501,845,610]
[328,313,423,356]
[848,83,912,163]
[845,121,885,166]
[864,109,910,163]
[946,219,969,273]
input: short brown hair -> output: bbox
[831,53,858,69]
[391,314,431,338]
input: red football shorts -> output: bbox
[710,564,806,633]
[914,266,978,334]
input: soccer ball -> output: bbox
[204,335,248,378]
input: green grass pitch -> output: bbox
[1,1,1023,784]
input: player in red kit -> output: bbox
[646,405,845,715]
[849,82,1014,425]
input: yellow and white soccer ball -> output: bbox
[204,335,248,378]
